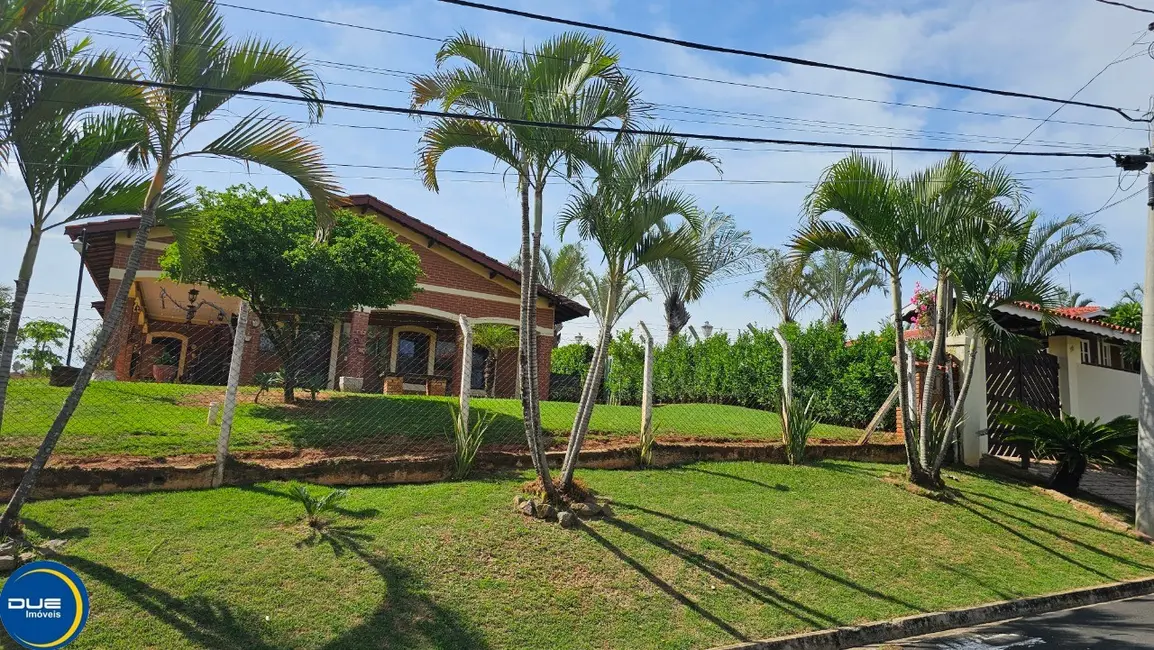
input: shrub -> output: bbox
[551,343,594,378]
[447,405,495,480]
[781,392,817,465]
[605,320,895,428]
[999,406,1137,496]
[289,483,349,529]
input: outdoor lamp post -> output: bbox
[701,321,714,338]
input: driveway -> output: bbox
[854,594,1154,648]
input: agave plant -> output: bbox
[780,391,817,466]
[999,406,1136,496]
[289,483,349,529]
[447,404,496,480]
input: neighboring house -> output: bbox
[904,302,1140,466]
[64,195,588,399]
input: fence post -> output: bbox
[638,321,655,464]
[213,300,249,488]
[772,328,792,405]
[458,314,472,431]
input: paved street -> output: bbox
[855,595,1154,648]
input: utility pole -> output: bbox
[1116,150,1154,536]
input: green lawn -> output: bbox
[12,461,1154,649]
[2,379,865,458]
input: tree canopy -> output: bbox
[161,185,421,400]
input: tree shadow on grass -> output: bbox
[682,467,790,492]
[598,516,841,630]
[964,491,1138,540]
[24,519,488,650]
[248,395,525,450]
[952,495,1154,576]
[613,502,926,613]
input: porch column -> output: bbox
[1048,335,1081,419]
[949,331,987,467]
[340,309,370,392]
[239,316,262,385]
[537,329,553,401]
[106,280,136,381]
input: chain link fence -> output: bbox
[1,294,886,468]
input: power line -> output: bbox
[12,67,1120,159]
[160,4,1151,134]
[1093,0,1154,15]
[439,0,1152,122]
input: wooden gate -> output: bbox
[985,344,1060,460]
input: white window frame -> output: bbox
[1080,339,1091,364]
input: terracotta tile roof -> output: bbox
[64,195,591,322]
[903,327,935,341]
[1054,305,1104,319]
[1012,301,1138,335]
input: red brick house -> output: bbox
[64,194,588,399]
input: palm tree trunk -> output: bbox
[560,281,618,489]
[0,225,42,434]
[0,174,165,537]
[917,274,949,475]
[665,294,689,342]
[518,178,556,503]
[932,333,979,473]
[484,351,496,398]
[889,273,916,478]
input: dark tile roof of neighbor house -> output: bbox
[64,194,590,323]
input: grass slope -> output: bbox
[3,379,862,458]
[12,461,1154,649]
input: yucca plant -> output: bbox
[447,405,495,480]
[1000,406,1137,496]
[780,391,817,465]
[289,482,349,529]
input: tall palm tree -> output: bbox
[556,131,716,490]
[0,1,145,431]
[0,0,340,537]
[472,323,517,397]
[577,269,648,328]
[649,209,763,340]
[744,248,811,325]
[801,250,884,326]
[792,153,925,476]
[511,241,588,341]
[412,32,643,503]
[1054,289,1093,307]
[1122,283,1144,305]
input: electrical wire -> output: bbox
[438,0,1152,122]
[10,66,1123,158]
[1093,0,1154,15]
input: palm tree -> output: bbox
[577,269,648,328]
[472,323,517,397]
[792,153,926,477]
[744,248,811,324]
[801,250,884,326]
[412,32,643,503]
[1054,289,1093,307]
[556,131,716,491]
[1122,283,1144,305]
[511,242,588,341]
[649,209,763,340]
[0,0,340,537]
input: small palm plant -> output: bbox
[447,405,495,480]
[289,483,349,529]
[999,406,1137,496]
[780,391,817,465]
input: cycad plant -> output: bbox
[1000,407,1136,496]
[412,32,644,504]
[0,0,340,537]
[649,209,763,340]
[290,483,350,529]
[556,130,717,492]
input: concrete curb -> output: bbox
[711,576,1154,650]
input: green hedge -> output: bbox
[551,343,594,377]
[605,322,896,429]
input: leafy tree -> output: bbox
[745,248,811,324]
[412,32,643,504]
[0,0,152,434]
[556,131,716,491]
[1107,299,1142,364]
[161,186,421,402]
[0,0,340,537]
[16,319,68,375]
[551,342,593,378]
[802,250,884,325]
[471,323,517,397]
[648,209,764,340]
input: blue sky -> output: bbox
[1,0,1150,343]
